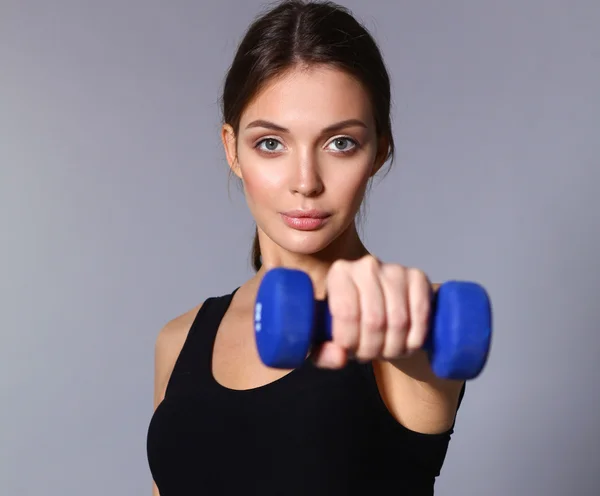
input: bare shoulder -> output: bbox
[153,303,203,409]
[151,303,204,496]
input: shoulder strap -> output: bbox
[165,291,236,396]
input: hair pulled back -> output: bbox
[220,0,394,271]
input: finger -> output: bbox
[310,342,348,369]
[354,256,387,362]
[406,269,432,352]
[379,264,410,359]
[327,260,361,354]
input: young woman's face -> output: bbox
[223,64,384,259]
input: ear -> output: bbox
[370,135,390,177]
[221,123,242,179]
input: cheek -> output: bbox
[326,164,371,205]
[238,154,285,205]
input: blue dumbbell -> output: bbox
[254,267,492,380]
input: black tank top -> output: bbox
[147,290,464,495]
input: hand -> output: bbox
[312,255,433,369]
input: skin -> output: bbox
[152,64,464,495]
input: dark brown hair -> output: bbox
[220,0,395,271]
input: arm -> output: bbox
[151,304,203,495]
[374,282,465,434]
[374,353,464,434]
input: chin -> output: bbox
[285,238,332,257]
[266,228,331,255]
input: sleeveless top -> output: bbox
[147,290,464,495]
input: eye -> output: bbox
[326,137,357,153]
[256,138,284,153]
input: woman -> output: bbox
[147,1,466,494]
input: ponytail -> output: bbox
[251,226,261,272]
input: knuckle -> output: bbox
[406,332,426,351]
[383,263,406,281]
[382,337,406,359]
[408,266,427,279]
[359,254,381,272]
[335,328,358,350]
[329,259,349,278]
[331,301,359,323]
[356,343,381,362]
[414,300,431,324]
[354,352,371,363]
[362,311,385,332]
[410,268,431,292]
[332,258,350,270]
[387,310,409,333]
[382,345,403,360]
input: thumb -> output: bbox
[310,342,348,369]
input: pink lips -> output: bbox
[280,209,331,231]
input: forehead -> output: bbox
[239,65,374,129]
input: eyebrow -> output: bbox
[245,118,368,134]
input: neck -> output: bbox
[253,222,369,299]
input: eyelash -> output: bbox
[254,136,359,155]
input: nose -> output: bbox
[289,151,324,197]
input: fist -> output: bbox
[313,255,433,369]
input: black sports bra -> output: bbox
[147,290,464,495]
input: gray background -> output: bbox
[2,0,599,494]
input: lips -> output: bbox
[281,209,330,219]
[280,209,331,231]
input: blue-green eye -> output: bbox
[326,137,357,152]
[256,138,283,152]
